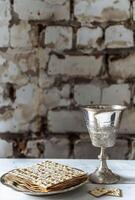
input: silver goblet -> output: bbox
[81,105,126,184]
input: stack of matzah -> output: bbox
[3,161,88,193]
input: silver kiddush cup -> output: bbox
[81,105,126,184]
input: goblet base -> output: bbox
[89,168,120,184]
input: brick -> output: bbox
[0,111,37,133]
[13,84,43,129]
[74,139,99,159]
[74,84,101,105]
[39,69,54,89]
[0,118,12,132]
[0,85,4,94]
[101,84,130,105]
[45,26,72,50]
[48,55,103,77]
[0,96,11,108]
[77,27,103,50]
[36,48,50,69]
[0,106,13,121]
[0,109,41,133]
[15,83,39,106]
[74,138,128,159]
[132,1,135,21]
[0,25,9,47]
[13,105,39,128]
[29,117,42,132]
[120,109,135,134]
[0,55,6,65]
[25,140,44,158]
[107,139,128,159]
[14,0,70,21]
[105,25,134,48]
[44,136,70,158]
[74,0,130,24]
[10,22,37,48]
[0,48,49,86]
[44,85,70,109]
[109,53,135,80]
[0,61,22,84]
[128,140,135,159]
[0,0,11,23]
[0,139,13,157]
[0,48,39,85]
[0,84,11,107]
[48,111,87,133]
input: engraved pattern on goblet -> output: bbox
[82,105,126,184]
[88,126,117,148]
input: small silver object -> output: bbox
[81,105,126,184]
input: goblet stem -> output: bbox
[89,146,120,184]
[98,147,108,173]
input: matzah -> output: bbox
[3,161,88,193]
[107,188,122,197]
[88,187,122,198]
[88,187,109,197]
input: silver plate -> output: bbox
[0,172,88,196]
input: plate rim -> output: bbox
[0,172,88,196]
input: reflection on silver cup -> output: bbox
[89,129,116,148]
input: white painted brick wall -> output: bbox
[0,115,41,133]
[105,25,134,48]
[48,55,103,77]
[48,111,87,133]
[25,140,43,158]
[0,49,39,86]
[44,85,70,109]
[120,109,135,134]
[0,61,20,84]
[132,1,135,21]
[0,95,12,108]
[107,139,128,159]
[36,48,50,70]
[74,0,130,24]
[0,55,6,65]
[10,22,37,48]
[109,53,135,79]
[0,0,11,23]
[101,84,130,105]
[15,83,39,105]
[0,139,13,157]
[74,138,128,159]
[77,27,103,49]
[45,26,72,50]
[14,0,70,21]
[74,84,101,105]
[74,139,99,159]
[128,141,135,159]
[39,70,54,89]
[0,84,11,107]
[0,25,9,47]
[44,136,70,158]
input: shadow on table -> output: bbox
[28,185,89,200]
[120,176,135,184]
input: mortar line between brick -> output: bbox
[70,0,74,20]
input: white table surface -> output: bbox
[0,159,135,200]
